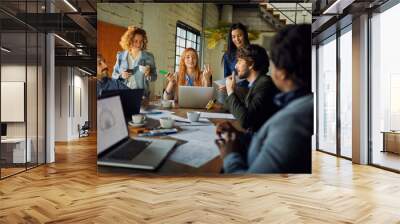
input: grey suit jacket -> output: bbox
[223,94,313,173]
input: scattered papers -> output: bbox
[170,125,217,145]
[168,125,219,167]
[169,140,220,168]
[140,109,175,120]
[200,112,235,120]
[169,114,211,126]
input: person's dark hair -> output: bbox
[237,44,270,75]
[226,23,250,61]
[270,24,311,90]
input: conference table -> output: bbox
[98,99,241,175]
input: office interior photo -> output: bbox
[0,0,97,179]
[1,0,400,223]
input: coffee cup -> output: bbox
[161,100,174,108]
[139,65,146,73]
[132,114,146,124]
[187,111,201,122]
[159,117,174,129]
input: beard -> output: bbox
[238,67,250,79]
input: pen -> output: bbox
[174,119,191,123]
[142,111,163,115]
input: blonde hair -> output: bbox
[177,48,202,86]
[119,26,148,51]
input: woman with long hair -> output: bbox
[223,23,250,78]
[112,26,157,97]
[163,48,212,100]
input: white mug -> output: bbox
[139,65,146,73]
[132,114,146,124]
[161,100,174,108]
[187,111,201,122]
[159,117,174,129]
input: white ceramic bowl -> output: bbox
[187,111,201,122]
[132,114,146,124]
[139,65,146,73]
[159,117,174,129]
[161,100,174,108]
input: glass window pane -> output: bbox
[181,29,186,38]
[178,47,184,56]
[27,32,39,169]
[1,31,28,177]
[340,29,352,158]
[317,37,337,155]
[179,38,185,47]
[371,3,400,171]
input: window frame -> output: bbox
[174,21,201,72]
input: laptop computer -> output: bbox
[178,86,214,108]
[100,89,144,122]
[97,95,177,170]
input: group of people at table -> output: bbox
[97,22,313,174]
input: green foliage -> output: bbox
[204,23,260,49]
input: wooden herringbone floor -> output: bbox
[1,134,400,223]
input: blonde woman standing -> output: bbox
[112,26,157,97]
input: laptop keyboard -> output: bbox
[108,139,151,160]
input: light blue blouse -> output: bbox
[112,50,157,96]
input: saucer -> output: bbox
[128,121,145,128]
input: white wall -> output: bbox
[54,67,89,141]
[1,63,45,164]
[1,65,32,137]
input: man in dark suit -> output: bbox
[97,54,128,97]
[216,24,313,174]
[224,44,279,133]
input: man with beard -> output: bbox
[97,54,128,97]
[224,44,279,133]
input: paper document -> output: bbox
[140,109,175,120]
[169,140,220,168]
[170,114,211,126]
[168,124,219,167]
[170,125,217,145]
[200,112,235,120]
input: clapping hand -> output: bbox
[215,121,241,158]
[202,64,212,80]
[165,72,177,94]
[225,73,236,95]
[165,72,176,84]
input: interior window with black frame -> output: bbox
[175,22,201,72]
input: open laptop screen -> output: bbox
[97,95,128,155]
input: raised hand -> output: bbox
[225,74,236,95]
[202,64,212,80]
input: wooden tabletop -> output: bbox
[98,101,238,175]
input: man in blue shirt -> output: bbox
[97,54,128,97]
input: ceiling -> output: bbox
[0,0,96,73]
